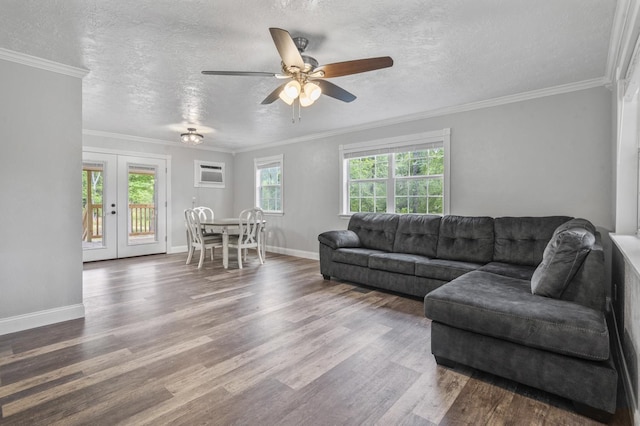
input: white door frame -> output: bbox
[83,147,172,261]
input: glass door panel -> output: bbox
[82,162,104,248]
[82,152,118,261]
[127,164,158,246]
[117,155,166,258]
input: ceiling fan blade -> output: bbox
[315,56,393,78]
[201,71,277,77]
[261,82,288,104]
[269,28,305,70]
[315,80,356,103]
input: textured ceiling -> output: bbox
[0,0,617,151]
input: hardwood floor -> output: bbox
[0,253,632,425]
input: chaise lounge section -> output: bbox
[318,212,617,419]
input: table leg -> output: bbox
[223,228,229,269]
[260,225,266,262]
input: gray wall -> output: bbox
[0,59,84,323]
[83,133,236,250]
[233,86,613,256]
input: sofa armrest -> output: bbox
[318,230,361,250]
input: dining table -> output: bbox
[201,218,266,269]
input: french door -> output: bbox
[82,151,167,262]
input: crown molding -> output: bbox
[82,129,235,154]
[234,77,609,153]
[0,48,88,78]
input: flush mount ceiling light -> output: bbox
[181,128,204,145]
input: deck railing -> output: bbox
[82,204,103,242]
[82,203,155,241]
[129,203,155,236]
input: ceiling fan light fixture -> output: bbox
[284,80,301,98]
[180,128,204,145]
[278,90,295,105]
[304,82,321,101]
[299,91,314,107]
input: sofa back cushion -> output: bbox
[493,216,572,266]
[393,214,441,257]
[436,215,494,263]
[348,213,399,252]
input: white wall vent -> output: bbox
[194,160,225,188]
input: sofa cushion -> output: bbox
[478,262,537,280]
[369,253,427,275]
[531,220,596,298]
[333,248,383,267]
[436,215,494,263]
[415,258,483,281]
[493,216,572,266]
[393,214,441,257]
[424,271,609,361]
[348,213,399,252]
[318,230,361,250]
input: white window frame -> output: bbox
[339,129,450,217]
[194,160,225,188]
[254,154,284,215]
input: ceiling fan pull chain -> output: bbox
[298,98,302,122]
[291,101,295,123]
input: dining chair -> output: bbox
[193,206,222,237]
[185,208,223,269]
[184,209,194,262]
[193,206,214,221]
[228,208,264,269]
[254,207,267,261]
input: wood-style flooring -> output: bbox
[0,252,633,425]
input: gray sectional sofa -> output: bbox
[318,213,617,419]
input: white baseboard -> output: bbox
[169,245,188,254]
[610,303,638,425]
[170,245,319,260]
[0,304,85,336]
[265,245,319,260]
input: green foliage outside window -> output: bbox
[82,169,103,208]
[349,155,388,180]
[347,147,444,215]
[128,173,155,204]
[82,169,155,207]
[349,181,387,213]
[258,166,282,211]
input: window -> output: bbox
[340,129,450,216]
[255,154,283,214]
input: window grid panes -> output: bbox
[256,160,283,213]
[348,154,388,213]
[347,147,444,215]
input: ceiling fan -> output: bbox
[202,28,393,108]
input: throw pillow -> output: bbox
[531,223,595,298]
